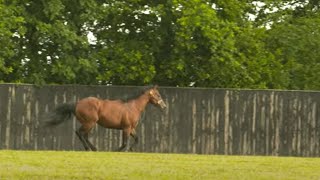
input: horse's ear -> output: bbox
[153,85,158,89]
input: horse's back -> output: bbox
[76,97,125,115]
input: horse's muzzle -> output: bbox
[158,99,167,109]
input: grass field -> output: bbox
[0,150,320,179]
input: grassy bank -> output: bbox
[0,150,319,179]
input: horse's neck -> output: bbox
[129,92,149,112]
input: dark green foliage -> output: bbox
[0,0,319,90]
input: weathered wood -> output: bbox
[0,84,320,156]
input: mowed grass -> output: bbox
[0,150,320,180]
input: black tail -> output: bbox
[44,103,76,127]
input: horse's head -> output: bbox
[148,85,167,109]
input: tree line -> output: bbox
[0,0,319,90]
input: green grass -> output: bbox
[0,150,320,179]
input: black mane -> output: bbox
[120,86,153,102]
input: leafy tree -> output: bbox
[0,1,25,82]
[1,0,99,84]
[0,0,319,90]
[254,0,320,90]
[91,0,160,85]
[22,0,99,84]
[153,0,283,88]
[265,13,320,89]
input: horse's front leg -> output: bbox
[129,129,138,151]
[118,128,131,152]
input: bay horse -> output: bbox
[45,85,166,151]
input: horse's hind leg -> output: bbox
[118,128,131,152]
[76,125,97,151]
[75,126,90,151]
[83,130,97,151]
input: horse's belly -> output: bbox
[97,118,123,129]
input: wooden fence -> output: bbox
[0,84,319,156]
